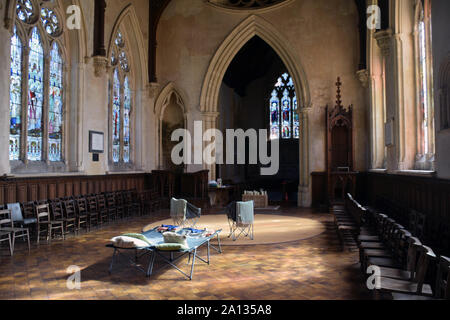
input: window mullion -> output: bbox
[43,52,50,164]
[21,44,30,164]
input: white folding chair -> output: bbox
[170,198,201,228]
[228,201,254,241]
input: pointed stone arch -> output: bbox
[155,82,188,170]
[200,14,310,113]
[199,15,311,205]
[108,4,148,90]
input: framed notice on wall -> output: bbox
[89,131,104,153]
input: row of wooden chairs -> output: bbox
[0,190,161,253]
[340,194,450,300]
[330,194,366,250]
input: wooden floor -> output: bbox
[0,208,372,300]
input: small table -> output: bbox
[209,186,235,208]
[107,228,222,280]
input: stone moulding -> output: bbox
[206,0,294,14]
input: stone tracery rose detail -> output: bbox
[208,0,286,9]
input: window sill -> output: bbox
[6,171,86,179]
[392,170,436,177]
[106,170,147,175]
[369,169,388,173]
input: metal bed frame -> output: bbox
[107,228,222,280]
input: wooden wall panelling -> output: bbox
[73,180,80,196]
[48,183,57,200]
[57,182,65,198]
[364,172,450,255]
[81,181,87,196]
[17,183,27,203]
[6,184,16,203]
[0,183,5,204]
[39,182,47,201]
[65,182,73,197]
[28,183,38,202]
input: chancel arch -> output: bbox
[199,14,311,205]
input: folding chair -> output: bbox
[170,198,201,228]
[227,201,254,241]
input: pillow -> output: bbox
[122,233,152,245]
[110,236,150,248]
[156,243,188,251]
[163,232,188,247]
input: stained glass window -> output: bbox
[10,26,22,161]
[27,27,44,161]
[123,77,131,163]
[9,2,66,163]
[41,8,61,37]
[48,42,63,162]
[109,30,132,164]
[269,90,280,140]
[269,72,299,140]
[419,19,429,154]
[16,0,35,23]
[112,69,121,163]
[416,1,434,157]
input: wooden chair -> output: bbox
[149,190,162,212]
[0,210,15,256]
[115,192,128,219]
[96,194,109,225]
[434,256,450,299]
[0,208,30,254]
[125,190,141,217]
[365,224,407,270]
[390,255,450,300]
[105,193,121,220]
[86,196,100,229]
[411,210,426,240]
[75,198,89,232]
[138,191,150,215]
[374,244,436,299]
[372,236,422,282]
[35,204,64,244]
[62,199,78,235]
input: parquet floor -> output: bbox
[0,208,372,300]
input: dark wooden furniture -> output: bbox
[0,209,15,255]
[364,172,450,255]
[326,78,356,204]
[63,199,78,235]
[96,194,109,224]
[374,245,436,299]
[35,204,64,244]
[87,196,100,229]
[75,198,89,232]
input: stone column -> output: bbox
[298,107,311,207]
[0,16,11,174]
[202,111,219,181]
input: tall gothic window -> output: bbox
[269,72,299,140]
[416,0,434,160]
[109,30,132,164]
[9,1,65,163]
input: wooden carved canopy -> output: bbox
[326,77,354,172]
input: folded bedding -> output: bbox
[110,233,153,248]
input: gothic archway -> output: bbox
[199,15,311,206]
